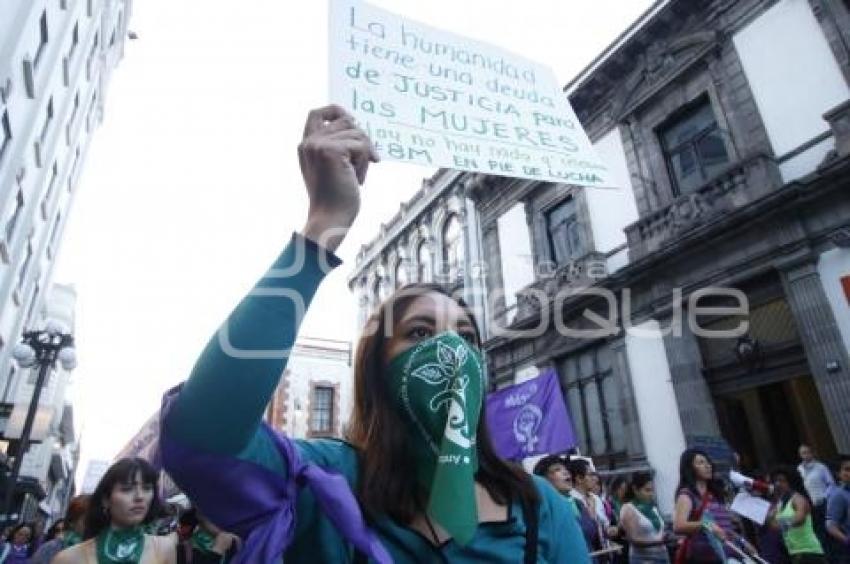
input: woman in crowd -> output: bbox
[770,466,825,563]
[673,448,748,563]
[53,458,175,564]
[31,496,89,564]
[608,476,630,564]
[750,471,790,564]
[158,105,589,563]
[568,459,607,558]
[0,523,35,563]
[609,477,628,528]
[533,455,574,499]
[45,520,66,544]
[619,472,670,564]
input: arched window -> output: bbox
[371,278,381,308]
[442,215,464,282]
[417,240,432,282]
[395,259,409,288]
[379,278,391,301]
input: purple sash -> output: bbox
[158,386,391,564]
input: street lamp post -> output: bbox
[2,323,76,525]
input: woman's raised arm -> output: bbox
[164,105,378,457]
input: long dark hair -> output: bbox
[676,448,726,501]
[610,475,629,501]
[771,465,811,504]
[84,458,160,539]
[45,519,65,542]
[345,282,539,524]
[625,471,653,502]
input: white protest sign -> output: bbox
[329,0,611,188]
[730,492,772,525]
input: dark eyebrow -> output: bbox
[399,315,436,327]
[399,315,474,329]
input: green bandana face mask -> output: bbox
[387,330,485,545]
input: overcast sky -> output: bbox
[53,0,655,481]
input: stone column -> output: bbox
[662,318,722,438]
[781,261,850,453]
[611,337,646,460]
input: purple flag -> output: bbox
[485,369,576,461]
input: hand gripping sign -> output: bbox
[329,0,612,188]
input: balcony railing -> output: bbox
[625,154,782,261]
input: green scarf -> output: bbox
[96,526,145,563]
[611,498,623,523]
[191,529,229,564]
[191,528,216,553]
[387,331,485,546]
[63,530,83,548]
[633,501,662,532]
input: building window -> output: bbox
[68,22,79,60]
[25,283,40,327]
[660,97,730,195]
[0,110,11,167]
[417,240,432,282]
[558,345,626,458]
[86,33,99,80]
[43,162,59,218]
[442,215,464,282]
[395,259,409,288]
[377,276,391,302]
[3,366,16,403]
[67,92,80,143]
[34,11,49,68]
[16,240,34,296]
[86,89,98,131]
[545,197,582,266]
[310,386,334,435]
[40,97,54,143]
[47,212,61,258]
[5,189,24,244]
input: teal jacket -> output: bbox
[163,233,590,562]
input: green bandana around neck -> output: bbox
[63,530,83,548]
[96,526,145,563]
[633,500,663,532]
[191,528,217,554]
[387,331,485,546]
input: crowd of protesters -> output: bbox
[533,445,850,564]
[0,443,843,563]
[0,458,239,563]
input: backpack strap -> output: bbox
[520,496,540,564]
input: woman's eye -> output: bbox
[408,327,432,340]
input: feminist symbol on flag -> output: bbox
[512,403,542,453]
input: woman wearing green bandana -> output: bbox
[619,473,670,564]
[163,105,591,563]
[31,496,90,564]
[53,458,176,564]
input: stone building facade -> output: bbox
[348,169,490,337]
[265,337,353,440]
[346,0,850,514]
[473,0,850,512]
